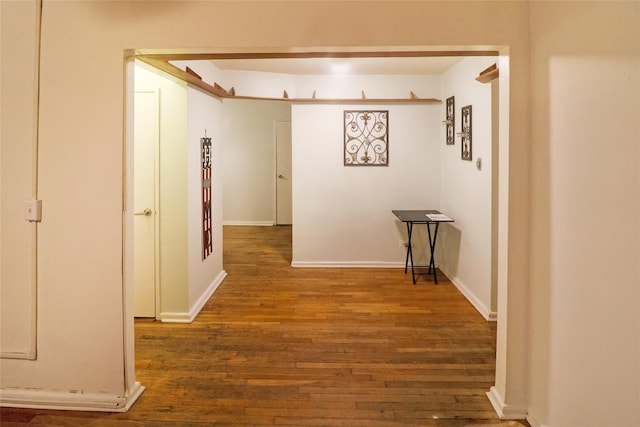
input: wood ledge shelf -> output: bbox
[137,56,441,105]
[475,63,499,83]
[228,95,441,104]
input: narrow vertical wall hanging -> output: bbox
[201,131,213,259]
[344,110,389,166]
[445,96,455,145]
[460,105,472,161]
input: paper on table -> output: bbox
[426,213,452,221]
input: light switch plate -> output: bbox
[25,200,42,222]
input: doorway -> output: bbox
[124,47,516,416]
[275,120,292,225]
[133,90,160,318]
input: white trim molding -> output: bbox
[526,414,544,427]
[188,270,227,321]
[158,312,191,323]
[160,270,227,323]
[291,261,405,268]
[0,381,145,412]
[222,221,274,226]
[486,386,528,420]
[440,266,497,321]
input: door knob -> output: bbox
[134,208,152,216]
[278,174,285,179]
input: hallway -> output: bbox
[1,226,527,426]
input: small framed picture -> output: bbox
[446,96,455,145]
[461,105,472,161]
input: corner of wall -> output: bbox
[486,386,528,420]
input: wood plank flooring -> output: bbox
[1,225,528,426]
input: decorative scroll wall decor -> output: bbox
[445,96,455,145]
[201,133,213,259]
[460,105,472,161]
[344,110,389,166]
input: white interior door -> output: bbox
[275,121,292,225]
[133,91,159,318]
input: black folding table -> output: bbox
[392,210,454,284]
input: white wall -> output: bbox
[173,61,296,100]
[174,63,439,101]
[220,70,295,99]
[527,2,640,426]
[291,102,441,266]
[187,86,226,313]
[1,0,536,418]
[221,99,291,224]
[294,74,440,100]
[438,57,496,320]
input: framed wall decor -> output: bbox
[445,96,455,145]
[461,105,472,161]
[344,110,389,166]
[201,133,213,259]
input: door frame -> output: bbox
[123,46,522,417]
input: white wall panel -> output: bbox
[292,102,441,266]
[186,82,225,311]
[528,2,640,422]
[0,0,39,360]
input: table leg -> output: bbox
[426,222,440,284]
[404,222,411,274]
[406,222,416,284]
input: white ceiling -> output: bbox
[210,56,467,75]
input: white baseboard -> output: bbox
[526,414,544,427]
[158,311,191,323]
[439,266,497,321]
[223,221,274,226]
[160,270,227,323]
[188,270,227,321]
[486,386,528,420]
[291,261,405,268]
[0,381,145,412]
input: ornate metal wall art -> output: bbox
[201,133,213,259]
[460,105,472,161]
[344,110,389,166]
[445,96,455,145]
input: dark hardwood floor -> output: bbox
[1,225,528,426]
